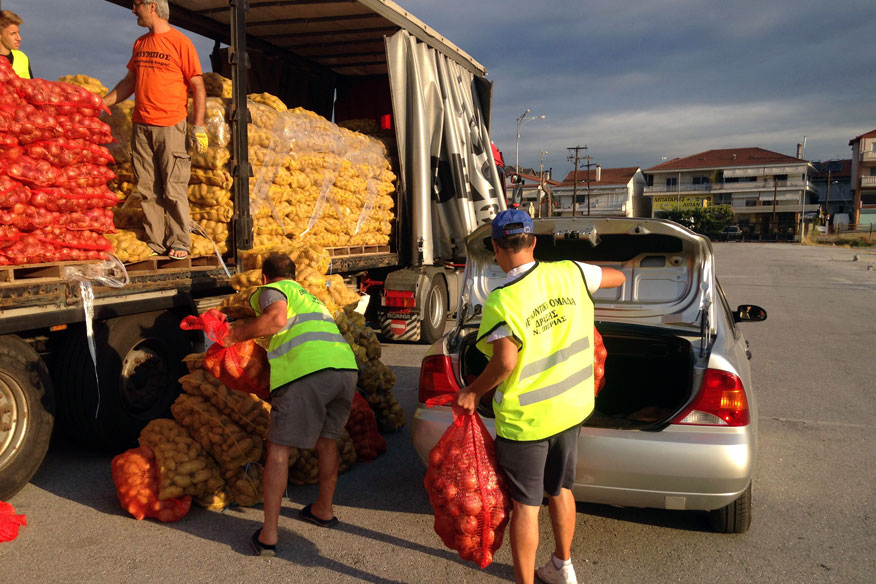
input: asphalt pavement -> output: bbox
[1,242,874,583]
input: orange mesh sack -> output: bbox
[423,395,511,569]
[111,445,192,522]
[345,391,386,462]
[594,326,607,396]
[181,309,271,400]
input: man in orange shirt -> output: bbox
[104,0,207,259]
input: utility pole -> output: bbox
[772,178,777,239]
[538,149,548,218]
[567,145,587,216]
[584,153,593,216]
[824,168,832,233]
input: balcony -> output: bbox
[644,183,712,195]
[860,151,876,163]
[645,180,811,195]
[861,176,876,187]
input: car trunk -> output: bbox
[456,322,694,430]
[453,217,714,429]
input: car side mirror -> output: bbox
[733,304,767,323]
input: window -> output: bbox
[692,175,711,185]
[666,177,677,187]
[773,174,787,182]
[870,168,876,176]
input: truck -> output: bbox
[0,0,505,500]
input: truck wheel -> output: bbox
[55,310,193,451]
[420,276,448,344]
[0,335,55,500]
[709,482,752,533]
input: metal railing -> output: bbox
[645,180,810,194]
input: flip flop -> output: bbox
[168,248,189,259]
[299,504,338,528]
[250,529,276,557]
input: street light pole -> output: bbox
[516,108,545,175]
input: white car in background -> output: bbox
[412,217,767,533]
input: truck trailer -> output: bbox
[0,0,504,500]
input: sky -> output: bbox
[7,0,876,178]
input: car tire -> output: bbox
[54,310,193,451]
[709,482,752,533]
[0,335,55,501]
[420,275,447,344]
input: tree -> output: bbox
[656,205,734,238]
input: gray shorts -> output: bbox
[267,369,358,448]
[495,423,580,506]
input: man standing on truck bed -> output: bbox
[103,0,207,260]
[455,209,625,584]
[224,253,359,556]
[0,9,32,79]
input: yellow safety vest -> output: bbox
[10,50,30,79]
[477,261,595,441]
[250,279,357,391]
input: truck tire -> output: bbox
[420,275,448,344]
[0,335,55,500]
[709,482,752,534]
[55,310,194,451]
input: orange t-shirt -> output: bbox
[127,27,202,126]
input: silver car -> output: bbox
[412,217,766,533]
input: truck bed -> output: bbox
[0,257,232,335]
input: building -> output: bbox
[810,159,852,229]
[644,148,817,239]
[551,166,649,217]
[848,129,876,229]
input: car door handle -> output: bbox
[745,350,752,360]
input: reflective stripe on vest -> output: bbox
[10,50,30,79]
[476,261,595,441]
[250,279,357,390]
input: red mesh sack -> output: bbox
[0,175,30,208]
[180,309,271,401]
[346,391,387,461]
[423,394,511,569]
[594,326,607,396]
[0,501,27,542]
[111,445,192,522]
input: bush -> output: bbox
[655,206,734,238]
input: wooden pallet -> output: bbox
[0,261,90,283]
[327,245,391,257]
[0,255,224,282]
[124,254,222,273]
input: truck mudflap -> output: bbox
[379,309,421,342]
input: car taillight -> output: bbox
[384,290,416,308]
[671,369,750,427]
[418,354,460,403]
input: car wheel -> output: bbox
[420,276,447,344]
[0,335,55,500]
[709,482,752,533]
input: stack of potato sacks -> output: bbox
[0,61,118,265]
[99,70,396,262]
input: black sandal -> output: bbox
[299,504,339,528]
[250,529,276,557]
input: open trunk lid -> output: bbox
[459,217,716,334]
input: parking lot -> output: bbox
[2,242,874,583]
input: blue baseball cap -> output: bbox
[491,209,533,239]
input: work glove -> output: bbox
[191,125,208,154]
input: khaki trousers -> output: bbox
[131,120,191,253]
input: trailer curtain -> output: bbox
[386,31,505,265]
